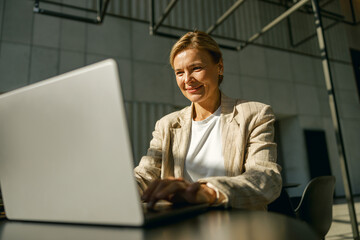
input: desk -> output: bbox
[0,209,318,240]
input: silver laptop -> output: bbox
[0,59,207,227]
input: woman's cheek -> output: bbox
[176,77,183,88]
[195,72,205,80]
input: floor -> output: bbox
[326,197,360,240]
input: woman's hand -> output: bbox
[141,177,217,209]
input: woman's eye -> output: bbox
[176,71,184,76]
[193,66,202,71]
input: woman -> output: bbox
[134,31,282,210]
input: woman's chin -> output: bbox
[185,93,204,103]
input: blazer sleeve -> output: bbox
[133,120,163,195]
[199,105,282,210]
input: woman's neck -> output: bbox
[193,92,221,121]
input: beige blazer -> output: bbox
[134,93,282,210]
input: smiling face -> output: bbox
[173,48,223,108]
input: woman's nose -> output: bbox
[184,72,192,83]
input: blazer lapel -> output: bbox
[220,93,240,176]
[170,106,192,178]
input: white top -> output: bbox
[184,107,225,182]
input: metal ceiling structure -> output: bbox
[32,0,359,59]
[33,0,110,24]
[33,0,359,238]
[149,0,358,50]
[150,0,312,50]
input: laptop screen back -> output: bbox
[0,59,144,226]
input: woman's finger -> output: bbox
[186,182,201,193]
[143,178,187,208]
[155,180,187,199]
[180,183,214,204]
[141,179,160,201]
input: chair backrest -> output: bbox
[295,176,336,239]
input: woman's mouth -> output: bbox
[186,85,202,93]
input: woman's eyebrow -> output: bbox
[189,62,202,66]
[175,62,205,71]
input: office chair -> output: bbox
[294,176,336,240]
[268,188,296,218]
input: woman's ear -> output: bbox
[218,59,224,75]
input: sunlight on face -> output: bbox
[173,48,223,107]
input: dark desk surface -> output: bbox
[0,209,318,240]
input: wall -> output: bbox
[0,0,359,197]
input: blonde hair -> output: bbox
[169,31,224,84]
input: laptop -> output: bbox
[0,59,208,227]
